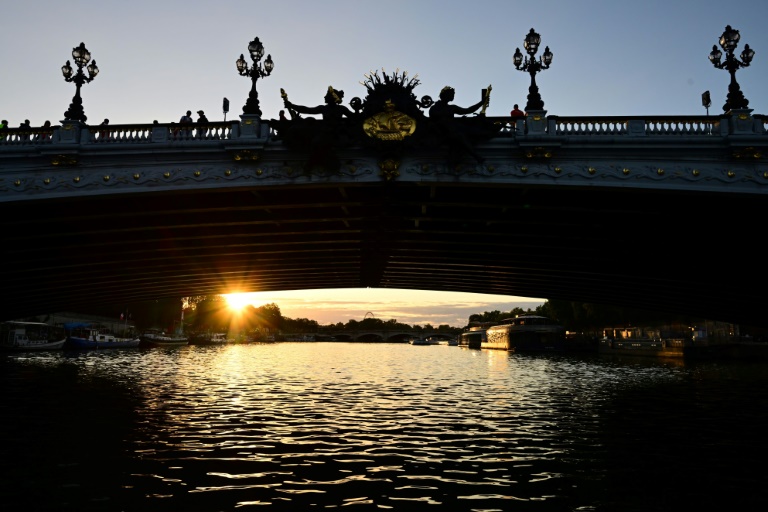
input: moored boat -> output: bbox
[458,324,490,349]
[483,314,565,352]
[408,337,438,345]
[188,332,235,345]
[598,336,686,358]
[140,329,189,348]
[1,321,67,351]
[65,325,140,349]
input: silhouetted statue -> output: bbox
[429,86,488,164]
[281,86,359,171]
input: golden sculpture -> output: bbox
[481,84,492,115]
[363,99,416,141]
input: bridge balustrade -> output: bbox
[1,112,764,150]
[642,116,723,136]
[0,121,237,147]
[550,115,727,136]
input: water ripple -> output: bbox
[2,343,767,510]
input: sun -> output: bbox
[223,293,253,312]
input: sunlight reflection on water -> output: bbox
[1,343,766,511]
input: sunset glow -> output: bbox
[213,289,544,328]
[224,293,253,312]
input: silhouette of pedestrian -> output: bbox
[196,110,209,139]
[177,110,193,139]
[38,120,52,142]
[18,119,31,141]
[510,104,526,134]
[98,118,109,141]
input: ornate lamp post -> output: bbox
[513,28,553,112]
[236,37,274,116]
[61,42,99,123]
[708,25,755,112]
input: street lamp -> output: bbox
[708,25,755,112]
[236,37,274,116]
[61,42,99,123]
[702,90,711,115]
[513,28,553,112]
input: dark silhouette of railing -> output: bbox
[2,113,762,149]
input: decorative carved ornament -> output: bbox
[378,159,400,180]
[363,100,416,141]
[51,155,78,166]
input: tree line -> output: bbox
[85,294,766,339]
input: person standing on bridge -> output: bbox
[37,120,52,142]
[18,119,31,141]
[196,110,209,139]
[0,119,7,140]
[98,119,109,141]
[176,110,193,139]
[510,104,526,135]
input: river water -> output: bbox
[1,342,765,511]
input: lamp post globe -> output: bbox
[237,37,274,117]
[524,28,541,56]
[248,38,265,61]
[62,42,99,123]
[709,25,755,112]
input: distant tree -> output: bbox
[283,317,319,333]
[467,307,532,326]
[189,295,229,331]
[257,303,283,331]
[183,296,209,310]
[539,299,704,334]
[360,316,385,329]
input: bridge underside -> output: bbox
[1,180,764,327]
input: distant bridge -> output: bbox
[1,109,767,327]
[286,331,455,342]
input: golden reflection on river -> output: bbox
[1,342,766,511]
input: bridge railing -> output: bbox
[0,112,764,150]
[85,121,235,144]
[0,121,237,147]
[0,126,58,145]
[548,115,725,136]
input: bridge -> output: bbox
[2,97,767,327]
[286,331,455,343]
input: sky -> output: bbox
[3,0,767,326]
